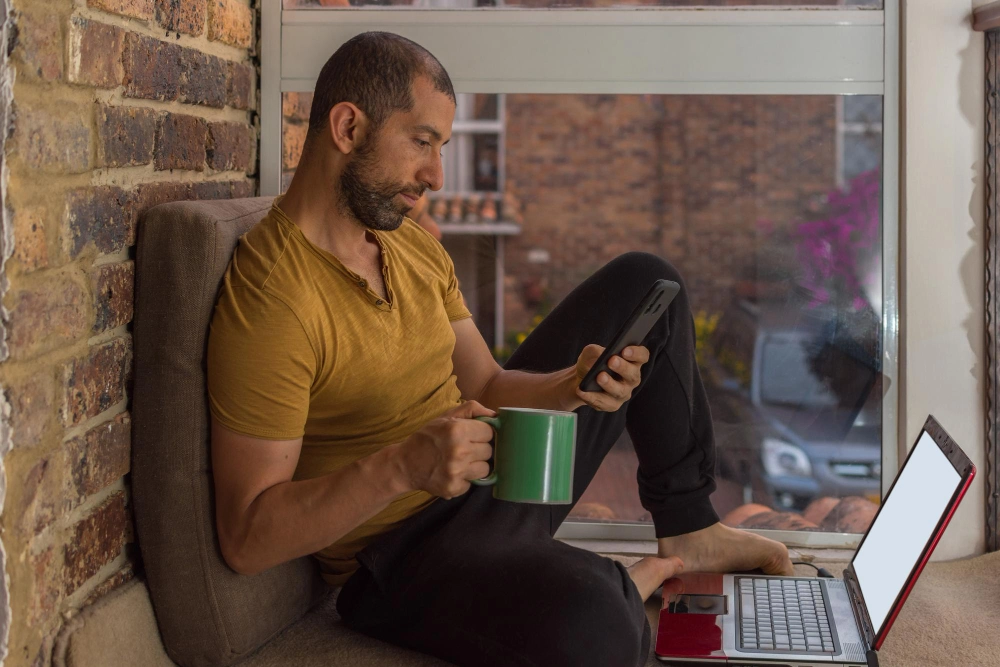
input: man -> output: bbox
[207,31,793,667]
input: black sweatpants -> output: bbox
[336,252,720,667]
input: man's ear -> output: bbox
[326,101,368,155]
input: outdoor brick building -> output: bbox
[501,93,838,334]
[0,0,256,664]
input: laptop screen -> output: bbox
[851,431,962,635]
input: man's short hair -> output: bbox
[308,31,456,140]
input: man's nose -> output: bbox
[418,154,444,192]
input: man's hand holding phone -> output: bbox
[569,279,678,412]
[572,343,650,412]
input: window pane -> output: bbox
[473,94,499,121]
[280,90,885,535]
[493,93,882,533]
[285,0,881,8]
[843,95,882,125]
[843,132,881,183]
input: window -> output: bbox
[837,95,883,187]
[265,1,899,547]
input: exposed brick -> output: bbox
[82,563,136,608]
[190,181,228,201]
[283,121,306,171]
[7,275,89,360]
[13,100,91,173]
[98,106,156,168]
[156,0,206,36]
[123,32,182,102]
[18,456,65,535]
[207,0,252,48]
[191,179,252,200]
[64,186,135,258]
[87,0,154,21]
[64,491,129,596]
[68,18,125,89]
[179,49,227,108]
[13,7,63,81]
[6,371,55,449]
[30,547,61,627]
[132,179,255,216]
[231,179,255,198]
[66,413,131,498]
[283,92,311,124]
[133,181,193,219]
[207,121,251,172]
[155,113,207,171]
[62,337,132,426]
[92,261,134,333]
[226,60,253,110]
[13,205,49,273]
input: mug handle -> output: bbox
[471,415,501,485]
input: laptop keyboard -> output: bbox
[737,577,837,653]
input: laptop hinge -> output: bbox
[843,569,878,658]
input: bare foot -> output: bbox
[657,522,793,576]
[626,555,684,601]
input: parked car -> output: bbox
[701,299,882,512]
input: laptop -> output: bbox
[654,414,975,666]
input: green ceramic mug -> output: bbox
[471,407,577,504]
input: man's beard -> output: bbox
[338,133,417,232]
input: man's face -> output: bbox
[339,76,454,232]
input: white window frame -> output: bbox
[443,95,505,193]
[261,1,899,550]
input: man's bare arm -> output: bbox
[211,419,411,575]
[450,317,582,412]
[451,317,650,414]
[212,400,496,576]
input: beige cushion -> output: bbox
[51,554,1000,667]
[131,198,327,667]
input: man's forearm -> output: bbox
[225,442,412,575]
[477,367,586,413]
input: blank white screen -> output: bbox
[852,432,961,633]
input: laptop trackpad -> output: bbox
[668,594,728,615]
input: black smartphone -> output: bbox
[578,279,680,393]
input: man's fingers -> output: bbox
[596,372,631,401]
[468,441,494,462]
[448,399,497,420]
[623,345,651,364]
[465,421,496,443]
[576,386,620,412]
[464,461,492,481]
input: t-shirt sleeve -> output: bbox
[207,283,315,440]
[443,251,472,322]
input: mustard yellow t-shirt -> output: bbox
[207,197,472,585]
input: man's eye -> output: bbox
[416,139,430,148]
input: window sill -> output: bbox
[559,537,855,568]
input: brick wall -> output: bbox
[0,0,257,664]
[503,94,837,334]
